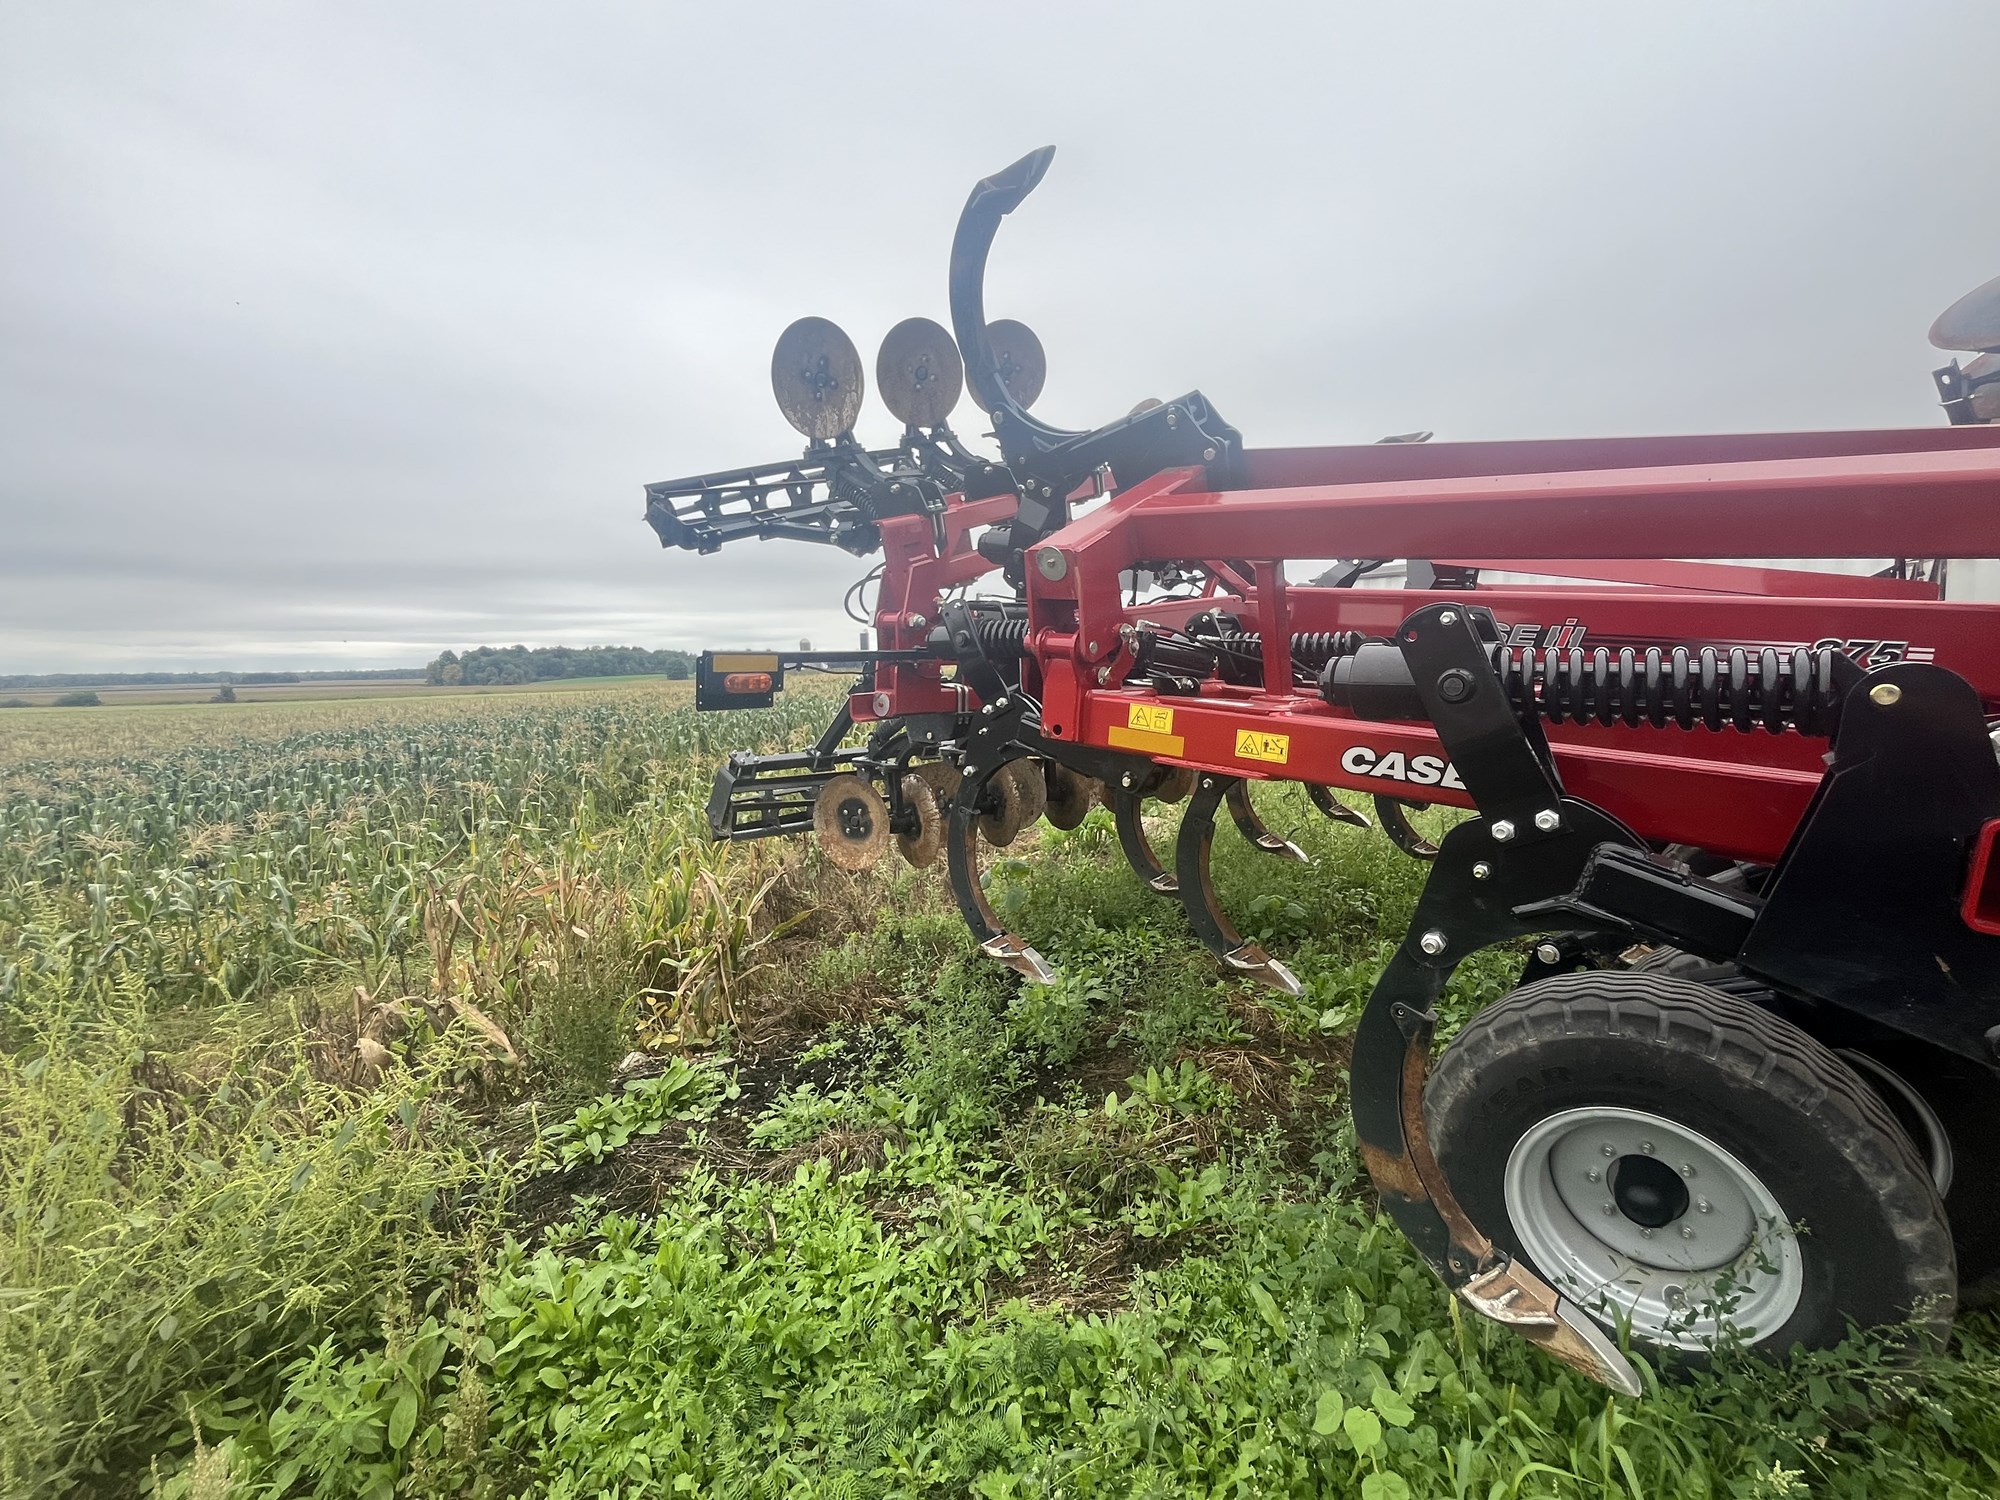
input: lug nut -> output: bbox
[1696,1198,1712,1213]
[1680,1164,1695,1178]
[1534,809,1561,832]
[1639,1140,1655,1154]
[1602,1202,1617,1216]
[1602,1144,1617,1157]
[1490,820,1516,842]
[1641,1227,1654,1238]
[1472,861,1492,880]
[1681,1226,1695,1240]
[1418,930,1447,956]
[1586,1168,1601,1183]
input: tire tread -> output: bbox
[1427,971,1956,1346]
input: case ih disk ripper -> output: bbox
[643,148,2000,1393]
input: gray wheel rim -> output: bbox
[1503,1105,1804,1348]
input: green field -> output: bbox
[6,685,1999,1498]
[0,674,668,709]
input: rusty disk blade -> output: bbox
[814,773,888,870]
[876,317,964,428]
[896,772,944,867]
[985,318,1046,410]
[1930,272,2000,353]
[1043,764,1095,831]
[772,316,866,440]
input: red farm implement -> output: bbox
[642,148,2000,1392]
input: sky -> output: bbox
[2,2,1996,673]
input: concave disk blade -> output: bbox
[876,317,964,428]
[985,318,1046,410]
[772,316,866,439]
[1930,272,2000,353]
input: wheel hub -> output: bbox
[1505,1106,1804,1347]
[1610,1154,1689,1228]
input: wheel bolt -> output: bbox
[1585,1168,1601,1183]
[1639,1140,1655,1154]
[1640,1227,1654,1238]
[1601,1202,1616,1216]
[1696,1198,1712,1213]
[1680,1163,1695,1178]
[1681,1226,1694,1240]
[1601,1144,1616,1157]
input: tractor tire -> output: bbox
[1630,947,1998,1299]
[1424,971,1955,1362]
[1838,1039,2000,1305]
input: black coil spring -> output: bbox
[1487,643,1847,735]
[1214,630,1369,669]
[975,617,1031,656]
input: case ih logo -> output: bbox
[1504,618,1934,671]
[1340,746,1466,789]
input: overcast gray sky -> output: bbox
[2,1,1995,672]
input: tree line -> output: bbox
[424,646,695,686]
[0,668,421,690]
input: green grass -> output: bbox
[6,688,2000,1498]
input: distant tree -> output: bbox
[799,638,812,652]
[53,690,101,707]
[0,697,28,708]
[211,684,237,703]
[427,645,695,685]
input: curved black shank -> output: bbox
[1173,776,1302,997]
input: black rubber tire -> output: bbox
[1631,947,2000,1299]
[1425,971,1955,1360]
[1843,1039,2000,1304]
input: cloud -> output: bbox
[2,2,1994,672]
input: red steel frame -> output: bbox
[858,427,2000,866]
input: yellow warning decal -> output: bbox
[709,652,782,672]
[1234,728,1291,764]
[1107,725,1186,757]
[1126,703,1175,735]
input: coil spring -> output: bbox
[1214,630,1369,669]
[975,617,1031,656]
[1487,643,1847,735]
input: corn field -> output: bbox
[6,684,2000,1499]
